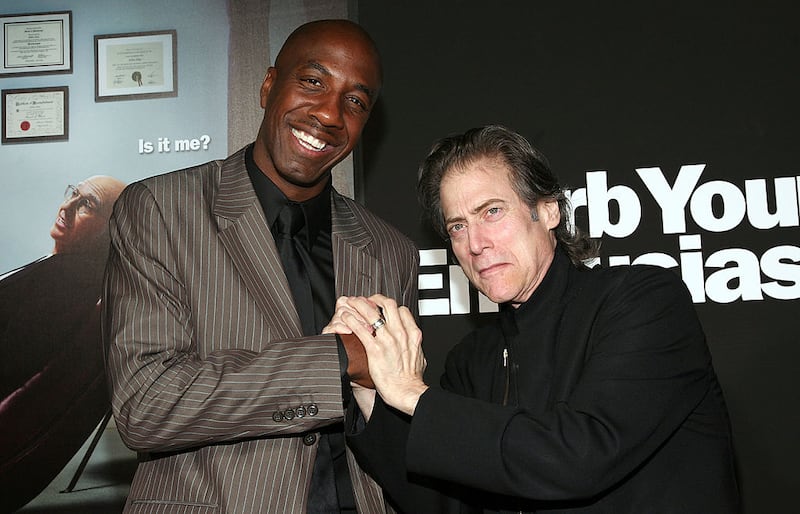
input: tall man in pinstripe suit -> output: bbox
[103,20,418,513]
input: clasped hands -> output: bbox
[322,294,428,416]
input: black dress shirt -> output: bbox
[245,145,355,513]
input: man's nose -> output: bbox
[467,223,491,255]
[61,196,80,214]
[310,93,344,128]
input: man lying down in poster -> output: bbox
[0,175,125,512]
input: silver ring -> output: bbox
[370,317,386,331]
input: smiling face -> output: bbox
[253,20,382,201]
[49,175,125,254]
[441,157,560,307]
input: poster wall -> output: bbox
[358,2,798,512]
[0,1,229,510]
[0,1,229,273]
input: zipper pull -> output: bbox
[502,348,510,406]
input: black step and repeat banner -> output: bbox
[358,2,798,512]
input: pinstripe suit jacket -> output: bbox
[103,147,419,513]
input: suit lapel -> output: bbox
[213,156,380,339]
[214,149,303,339]
[331,193,381,298]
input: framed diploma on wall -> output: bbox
[2,86,69,144]
[94,30,177,102]
[0,11,72,77]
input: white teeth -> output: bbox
[291,128,326,151]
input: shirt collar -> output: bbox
[245,144,332,248]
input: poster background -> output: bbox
[0,1,230,510]
[357,2,798,512]
[0,0,229,273]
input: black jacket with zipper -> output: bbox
[348,248,740,513]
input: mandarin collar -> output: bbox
[499,246,572,340]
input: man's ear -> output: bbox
[259,67,276,108]
[540,199,561,230]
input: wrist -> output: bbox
[339,333,374,388]
[397,383,429,416]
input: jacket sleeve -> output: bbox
[103,182,345,453]
[406,267,714,501]
[347,396,472,514]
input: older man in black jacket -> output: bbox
[330,125,740,513]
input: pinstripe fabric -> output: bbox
[103,147,418,513]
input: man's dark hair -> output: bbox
[417,124,599,267]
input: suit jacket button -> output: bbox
[303,433,317,446]
[307,404,318,416]
[284,408,295,420]
[272,411,283,422]
[296,405,306,418]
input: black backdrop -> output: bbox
[356,2,799,511]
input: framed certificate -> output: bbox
[2,86,69,144]
[0,11,72,77]
[95,30,177,102]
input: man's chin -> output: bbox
[282,168,333,188]
[478,285,511,305]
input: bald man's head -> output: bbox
[50,175,126,254]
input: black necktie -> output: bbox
[274,203,356,513]
[274,203,315,336]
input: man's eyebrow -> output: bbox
[470,198,505,215]
[306,60,331,76]
[76,184,102,206]
[304,60,376,100]
[445,198,505,225]
[84,191,101,206]
[355,83,376,100]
